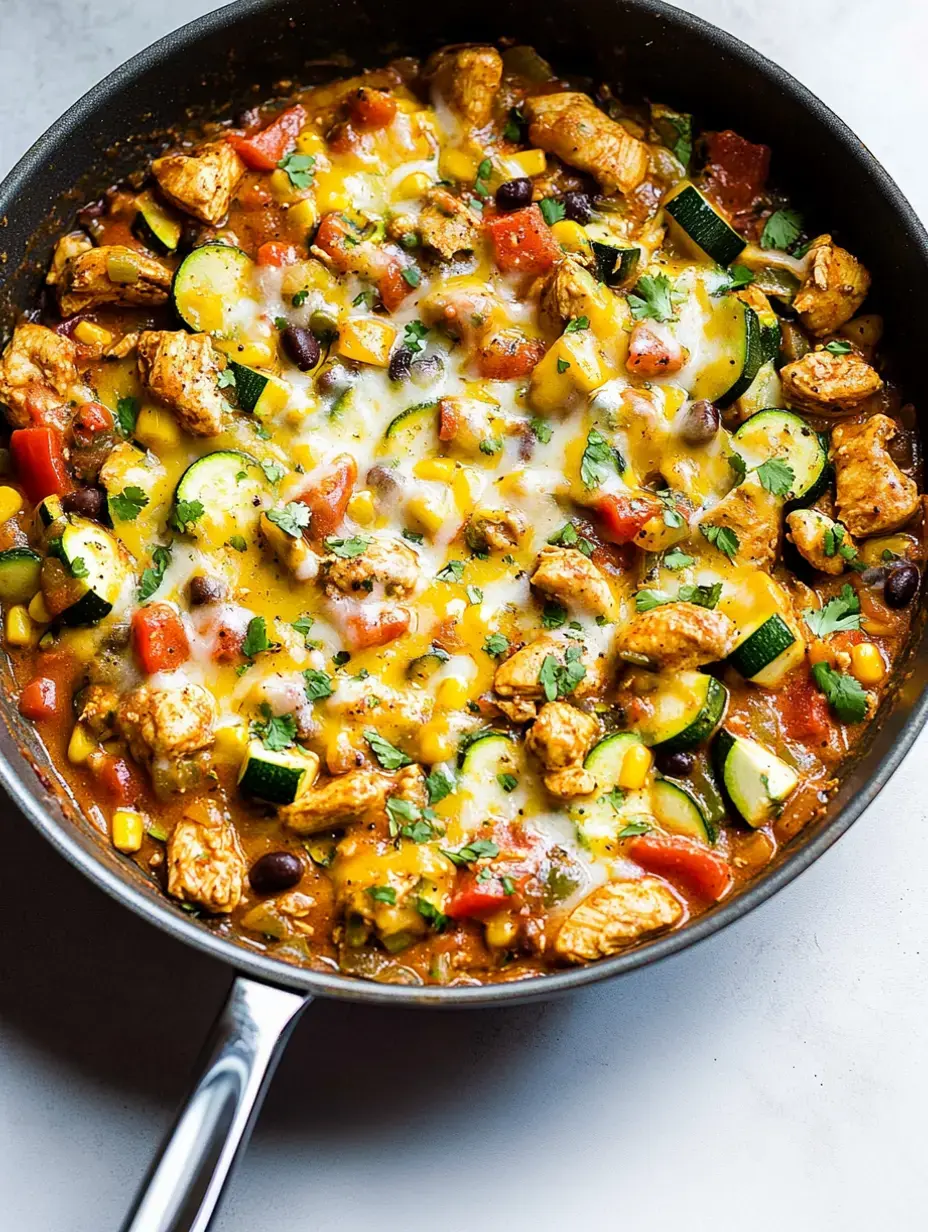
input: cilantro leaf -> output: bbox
[482,632,510,658]
[473,158,492,200]
[303,668,333,701]
[250,703,297,751]
[497,772,519,793]
[260,459,286,485]
[652,107,692,167]
[367,884,397,905]
[547,523,594,556]
[755,458,795,497]
[602,787,626,812]
[556,358,571,374]
[137,544,172,603]
[403,320,429,354]
[663,548,695,570]
[503,106,524,143]
[292,614,314,643]
[466,584,483,606]
[416,897,449,931]
[365,730,412,770]
[402,528,424,544]
[109,485,149,522]
[580,427,622,489]
[564,315,589,334]
[227,535,247,552]
[541,600,567,629]
[812,661,869,724]
[617,820,652,838]
[539,197,566,226]
[635,589,672,612]
[436,559,465,583]
[69,556,89,579]
[529,417,553,444]
[479,437,503,456]
[761,208,803,252]
[441,838,500,867]
[242,616,271,658]
[278,151,315,189]
[115,395,139,437]
[426,765,456,804]
[401,266,420,288]
[728,452,748,482]
[324,534,371,558]
[538,644,587,701]
[825,339,853,355]
[679,581,723,609]
[700,523,739,559]
[628,273,680,322]
[217,367,237,389]
[803,583,862,637]
[170,499,204,533]
[292,289,309,307]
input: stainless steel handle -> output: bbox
[120,975,312,1232]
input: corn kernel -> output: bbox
[413,457,456,483]
[269,167,310,205]
[437,677,469,709]
[296,126,326,156]
[485,912,519,948]
[0,485,23,522]
[850,642,884,685]
[112,809,144,854]
[135,405,182,451]
[68,722,98,765]
[618,742,653,790]
[337,317,396,367]
[406,491,452,536]
[396,171,432,199]
[73,320,114,347]
[213,723,249,763]
[550,219,593,258]
[28,591,51,624]
[496,469,528,498]
[287,197,318,237]
[501,149,546,179]
[347,490,375,525]
[418,719,455,764]
[438,147,479,182]
[5,605,35,647]
[290,443,317,471]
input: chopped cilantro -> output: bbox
[170,499,204,533]
[466,584,484,606]
[250,703,296,751]
[401,266,421,288]
[761,208,803,252]
[324,534,370,558]
[529,417,553,444]
[115,395,139,436]
[426,765,456,804]
[217,367,237,389]
[825,339,853,355]
[278,151,315,189]
[109,485,149,522]
[617,821,652,838]
[292,614,315,643]
[556,357,571,374]
[227,535,247,552]
[497,772,519,793]
[260,459,286,485]
[542,600,568,629]
[367,884,397,905]
[803,584,862,637]
[292,289,309,307]
[303,668,333,702]
[242,616,271,658]
[442,838,500,867]
[700,523,739,560]
[137,544,172,603]
[628,273,680,322]
[479,437,502,455]
[483,632,510,658]
[580,427,622,489]
[69,556,89,579]
[539,197,566,226]
[402,528,424,544]
[365,730,412,770]
[403,320,429,354]
[755,458,795,497]
[812,662,868,724]
[538,644,586,700]
[436,559,465,583]
[416,897,449,930]
[564,315,590,334]
[663,548,695,570]
[268,502,311,539]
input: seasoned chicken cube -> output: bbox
[0,323,94,427]
[152,140,245,225]
[781,348,882,414]
[786,508,854,575]
[278,768,394,834]
[619,602,735,672]
[117,682,216,765]
[46,232,93,285]
[544,765,597,800]
[425,45,503,129]
[527,701,598,799]
[466,507,527,553]
[494,634,605,720]
[57,245,172,317]
[331,678,432,737]
[418,188,480,259]
[524,92,649,195]
[137,330,227,437]
[167,798,245,914]
[555,877,684,962]
[321,537,419,599]
[539,259,601,331]
[831,414,919,537]
[530,545,616,618]
[78,683,120,738]
[793,235,871,337]
[702,475,781,569]
[419,282,503,347]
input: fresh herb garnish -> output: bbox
[242,616,272,658]
[367,884,397,905]
[466,584,484,606]
[267,502,311,539]
[441,838,500,867]
[227,535,247,552]
[170,499,204,533]
[497,772,519,793]
[755,458,795,497]
[110,485,149,522]
[761,208,803,252]
[403,320,429,353]
[556,358,571,374]
[260,459,286,485]
[628,272,680,322]
[825,339,853,355]
[539,197,566,226]
[529,417,553,444]
[547,523,595,557]
[474,158,492,200]
[663,548,695,570]
[115,395,139,437]
[401,267,421,288]
[416,897,449,930]
[538,644,587,701]
[250,703,296,751]
[402,528,424,544]
[365,730,412,770]
[324,534,370,558]
[700,523,739,560]
[580,427,623,489]
[278,151,315,189]
[302,668,333,701]
[217,368,237,389]
[137,544,172,603]
[617,821,652,838]
[812,661,868,724]
[482,632,510,658]
[542,600,568,629]
[426,765,456,804]
[803,583,862,637]
[564,315,589,334]
[436,559,465,583]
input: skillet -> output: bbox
[1,1,927,1227]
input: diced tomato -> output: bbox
[213,621,245,664]
[18,676,59,721]
[476,331,547,380]
[627,834,733,902]
[238,182,273,210]
[349,87,398,131]
[96,755,144,806]
[438,399,461,442]
[256,241,298,267]
[378,259,414,313]
[228,104,307,171]
[132,604,190,674]
[344,606,411,650]
[485,205,560,275]
[626,322,685,376]
[446,876,513,920]
[704,130,771,213]
[72,401,114,445]
[591,492,661,544]
[779,667,833,747]
[313,213,355,272]
[301,453,357,540]
[10,427,72,502]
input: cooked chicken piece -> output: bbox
[530,546,616,618]
[466,507,527,553]
[831,414,919,537]
[46,232,93,285]
[117,682,217,765]
[793,235,871,337]
[137,330,227,437]
[494,635,605,721]
[620,602,734,671]
[780,348,882,414]
[331,677,432,737]
[544,765,597,800]
[418,188,480,259]
[539,259,601,332]
[78,683,120,739]
[786,508,854,575]
[524,92,649,195]
[166,798,245,914]
[419,281,503,347]
[278,767,394,834]
[152,140,245,225]
[527,701,598,799]
[0,323,94,427]
[702,475,781,569]
[497,696,542,724]
[57,245,172,317]
[425,45,503,129]
[321,537,418,599]
[555,877,684,962]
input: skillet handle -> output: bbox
[120,975,312,1232]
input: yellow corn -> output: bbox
[28,591,51,624]
[438,147,479,182]
[396,171,432,199]
[437,677,469,709]
[215,337,278,370]
[414,457,456,483]
[501,149,546,178]
[618,743,653,790]
[68,722,98,766]
[5,605,35,647]
[290,443,317,472]
[496,468,528,498]
[73,320,114,348]
[112,809,144,854]
[550,219,593,258]
[418,719,456,764]
[295,127,326,157]
[287,197,318,237]
[269,167,310,205]
[0,486,23,522]
[213,723,250,763]
[337,318,396,367]
[135,405,182,451]
[347,490,375,525]
[485,912,519,948]
[850,642,884,686]
[405,493,451,536]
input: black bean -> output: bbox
[282,325,320,371]
[410,354,443,389]
[680,400,720,445]
[656,749,694,777]
[389,346,412,383]
[188,575,226,606]
[249,851,304,896]
[315,361,355,397]
[562,191,593,224]
[884,563,919,609]
[62,485,105,521]
[495,178,533,211]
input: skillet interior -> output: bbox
[1,0,927,1007]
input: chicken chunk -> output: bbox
[831,414,919,537]
[530,546,616,618]
[46,232,93,285]
[137,330,227,437]
[780,348,882,414]
[117,682,217,765]
[620,602,735,671]
[494,635,605,723]
[418,188,480,259]
[793,235,871,337]
[786,508,854,575]
[278,768,394,834]
[321,537,419,600]
[425,45,503,129]
[152,140,245,226]
[539,259,600,332]
[78,683,120,739]
[331,678,432,738]
[466,507,527,553]
[524,92,649,195]
[555,877,684,962]
[166,799,245,914]
[527,701,598,799]
[0,323,94,427]
[420,282,503,347]
[702,475,781,569]
[57,245,172,317]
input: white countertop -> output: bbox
[1,2,926,1228]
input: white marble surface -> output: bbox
[1,2,927,1229]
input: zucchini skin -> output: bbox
[658,675,729,753]
[0,548,43,604]
[666,185,746,266]
[728,614,796,680]
[591,242,640,288]
[171,242,253,333]
[715,304,763,409]
[229,362,271,413]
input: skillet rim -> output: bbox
[2,0,927,1008]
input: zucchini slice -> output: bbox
[712,729,798,827]
[728,613,805,687]
[732,409,828,503]
[45,516,128,625]
[35,495,64,531]
[229,362,292,416]
[382,400,439,452]
[172,243,254,335]
[238,739,317,804]
[406,648,450,684]
[633,671,728,751]
[570,732,652,853]
[734,358,781,421]
[690,297,764,410]
[651,778,712,843]
[665,184,746,266]
[0,547,42,603]
[591,242,640,288]
[172,450,265,540]
[457,731,522,824]
[134,190,182,253]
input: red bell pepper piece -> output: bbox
[72,401,114,445]
[96,755,144,805]
[313,213,355,272]
[132,604,190,674]
[10,427,72,502]
[704,130,771,213]
[256,241,298,267]
[627,834,733,902]
[592,493,661,544]
[476,332,546,380]
[349,88,398,131]
[446,875,513,920]
[438,400,461,442]
[626,322,686,376]
[18,676,59,721]
[485,205,560,275]
[377,259,414,313]
[228,104,307,171]
[779,667,834,747]
[301,453,357,540]
[344,606,411,650]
